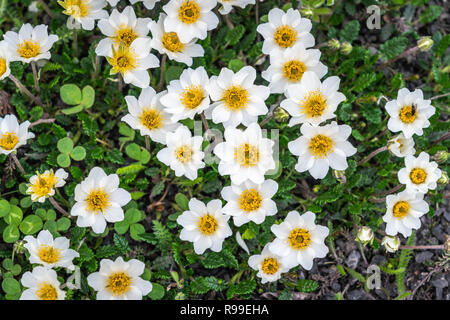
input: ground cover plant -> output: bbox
[0,0,449,301]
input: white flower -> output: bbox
[381,235,400,253]
[206,66,270,128]
[70,167,131,234]
[149,13,204,66]
[87,257,153,300]
[248,243,288,283]
[58,0,108,30]
[221,179,278,226]
[269,211,329,270]
[262,43,327,94]
[281,71,345,127]
[3,24,58,63]
[387,133,416,158]
[256,8,315,55]
[398,152,441,194]
[23,230,79,270]
[217,0,255,15]
[385,88,435,139]
[20,266,65,300]
[130,0,161,9]
[26,169,68,203]
[0,114,35,155]
[214,123,275,185]
[176,198,232,254]
[156,126,205,180]
[383,191,429,238]
[96,6,152,57]
[162,0,219,43]
[105,38,159,88]
[0,41,11,80]
[288,121,357,179]
[160,67,210,122]
[122,87,179,144]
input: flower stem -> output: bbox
[157,54,167,92]
[118,73,124,92]
[400,244,444,250]
[8,74,42,105]
[10,153,25,175]
[73,28,78,57]
[430,92,450,100]
[30,118,55,128]
[200,112,210,133]
[358,145,388,166]
[31,61,40,93]
[375,46,419,72]
[38,0,54,18]
[145,136,151,152]
[49,196,71,217]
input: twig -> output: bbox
[8,74,42,105]
[37,0,55,18]
[400,245,444,250]
[118,73,124,92]
[375,46,419,72]
[200,112,210,133]
[429,132,450,148]
[30,118,55,128]
[49,196,71,217]
[10,153,25,175]
[145,136,150,152]
[408,265,441,300]
[224,14,235,30]
[369,184,404,203]
[31,61,40,93]
[95,138,113,149]
[430,92,450,100]
[157,54,167,92]
[358,146,388,166]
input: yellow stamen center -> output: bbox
[261,257,279,275]
[288,228,311,250]
[0,57,6,77]
[17,40,41,59]
[399,105,417,124]
[114,25,138,47]
[37,245,61,264]
[309,134,334,159]
[300,90,327,118]
[392,201,410,219]
[178,0,201,24]
[0,132,19,151]
[238,189,262,212]
[234,143,260,167]
[180,85,205,110]
[86,189,110,214]
[106,272,131,296]
[409,168,427,185]
[162,32,185,53]
[58,0,90,18]
[36,282,58,300]
[30,172,57,198]
[197,214,218,236]
[175,145,193,163]
[283,60,306,82]
[222,85,249,111]
[107,46,137,74]
[138,108,163,131]
[273,25,298,48]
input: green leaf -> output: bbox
[151,181,165,197]
[113,233,130,254]
[3,225,20,243]
[379,36,408,60]
[62,105,84,115]
[175,193,189,211]
[361,105,382,124]
[80,85,95,108]
[57,153,71,167]
[57,137,74,154]
[125,143,150,164]
[190,276,226,294]
[116,163,146,175]
[225,24,245,45]
[125,208,142,224]
[60,84,82,105]
[2,278,20,294]
[353,72,376,92]
[228,59,244,72]
[165,66,184,84]
[130,223,146,241]
[296,279,319,292]
[56,217,71,231]
[114,220,130,234]
[419,5,442,24]
[70,146,86,161]
[5,205,22,226]
[0,199,10,217]
[19,215,43,235]
[234,279,256,295]
[340,20,360,42]
[148,283,165,300]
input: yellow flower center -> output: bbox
[31,172,57,198]
[17,40,41,59]
[107,46,137,74]
[288,228,311,251]
[392,201,410,219]
[399,105,417,124]
[0,57,6,77]
[86,189,110,214]
[106,272,131,296]
[36,282,58,300]
[409,168,427,184]
[178,0,201,24]
[273,25,298,48]
[138,107,163,131]
[114,25,138,47]
[162,32,185,53]
[309,134,334,159]
[175,145,193,163]
[197,214,218,236]
[234,143,260,167]
[222,85,249,111]
[300,90,327,118]
[261,257,279,275]
[238,189,262,212]
[58,0,90,18]
[0,132,19,151]
[37,245,61,264]
[180,85,205,110]
[283,60,306,82]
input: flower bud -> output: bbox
[381,235,400,253]
[328,38,341,50]
[300,8,314,17]
[356,227,374,246]
[340,41,352,55]
[438,171,448,185]
[432,150,448,164]
[274,107,290,123]
[417,36,434,52]
[333,170,346,184]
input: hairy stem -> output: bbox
[31,61,40,93]
[10,153,25,175]
[358,146,388,165]
[157,54,167,92]
[49,196,71,217]
[8,74,41,105]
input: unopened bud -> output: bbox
[333,170,346,184]
[381,236,400,253]
[300,8,314,17]
[356,227,374,246]
[328,38,341,50]
[340,41,352,55]
[274,107,290,123]
[438,171,448,185]
[417,36,434,52]
[432,150,449,164]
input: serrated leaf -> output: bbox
[296,279,319,293]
